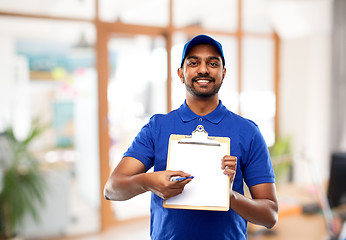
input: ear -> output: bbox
[177,68,184,83]
[222,68,226,80]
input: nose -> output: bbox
[197,61,209,75]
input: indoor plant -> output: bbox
[269,136,293,185]
[0,120,47,239]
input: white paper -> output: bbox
[165,140,229,208]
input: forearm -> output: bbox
[230,190,278,229]
[104,173,149,201]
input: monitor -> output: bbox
[327,152,346,208]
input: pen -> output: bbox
[170,176,194,182]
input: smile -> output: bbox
[194,78,214,83]
[198,80,210,84]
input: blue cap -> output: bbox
[180,34,225,67]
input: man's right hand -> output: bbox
[145,170,192,200]
[104,157,192,201]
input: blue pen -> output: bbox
[170,176,194,182]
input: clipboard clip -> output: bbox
[178,125,221,146]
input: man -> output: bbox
[104,34,278,239]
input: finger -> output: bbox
[170,177,193,188]
[221,156,237,170]
[221,155,237,162]
[167,170,191,178]
[223,168,236,177]
[179,177,193,185]
[163,185,186,199]
[221,161,237,170]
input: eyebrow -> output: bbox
[186,55,221,61]
[208,56,221,62]
[186,56,199,61]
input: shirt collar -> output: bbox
[177,100,228,124]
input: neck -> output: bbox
[185,95,219,116]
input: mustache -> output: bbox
[192,74,215,82]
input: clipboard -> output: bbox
[163,125,231,211]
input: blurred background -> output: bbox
[0,0,345,239]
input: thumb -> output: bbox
[167,170,191,178]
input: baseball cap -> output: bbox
[180,34,225,67]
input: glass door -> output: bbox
[106,34,167,221]
[0,17,100,238]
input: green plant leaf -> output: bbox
[0,121,48,237]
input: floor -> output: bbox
[53,217,150,240]
[52,213,332,240]
[50,182,342,240]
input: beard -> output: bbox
[183,74,223,98]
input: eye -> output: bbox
[188,61,198,66]
[209,62,219,67]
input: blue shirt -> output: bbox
[124,101,275,240]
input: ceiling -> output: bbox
[0,0,332,45]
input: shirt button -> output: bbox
[199,118,203,122]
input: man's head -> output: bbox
[178,35,226,99]
[180,35,225,68]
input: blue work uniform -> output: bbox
[124,100,275,240]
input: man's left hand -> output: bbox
[221,155,237,183]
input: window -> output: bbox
[0,16,99,237]
[0,0,279,234]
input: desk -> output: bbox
[248,213,328,240]
[247,183,334,240]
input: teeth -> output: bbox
[197,80,209,83]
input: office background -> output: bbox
[0,0,345,239]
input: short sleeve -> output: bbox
[243,126,275,187]
[123,120,155,171]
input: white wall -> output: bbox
[279,35,332,183]
[0,37,31,137]
[272,0,333,184]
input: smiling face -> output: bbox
[178,44,226,100]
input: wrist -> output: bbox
[138,172,152,192]
[229,189,238,207]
